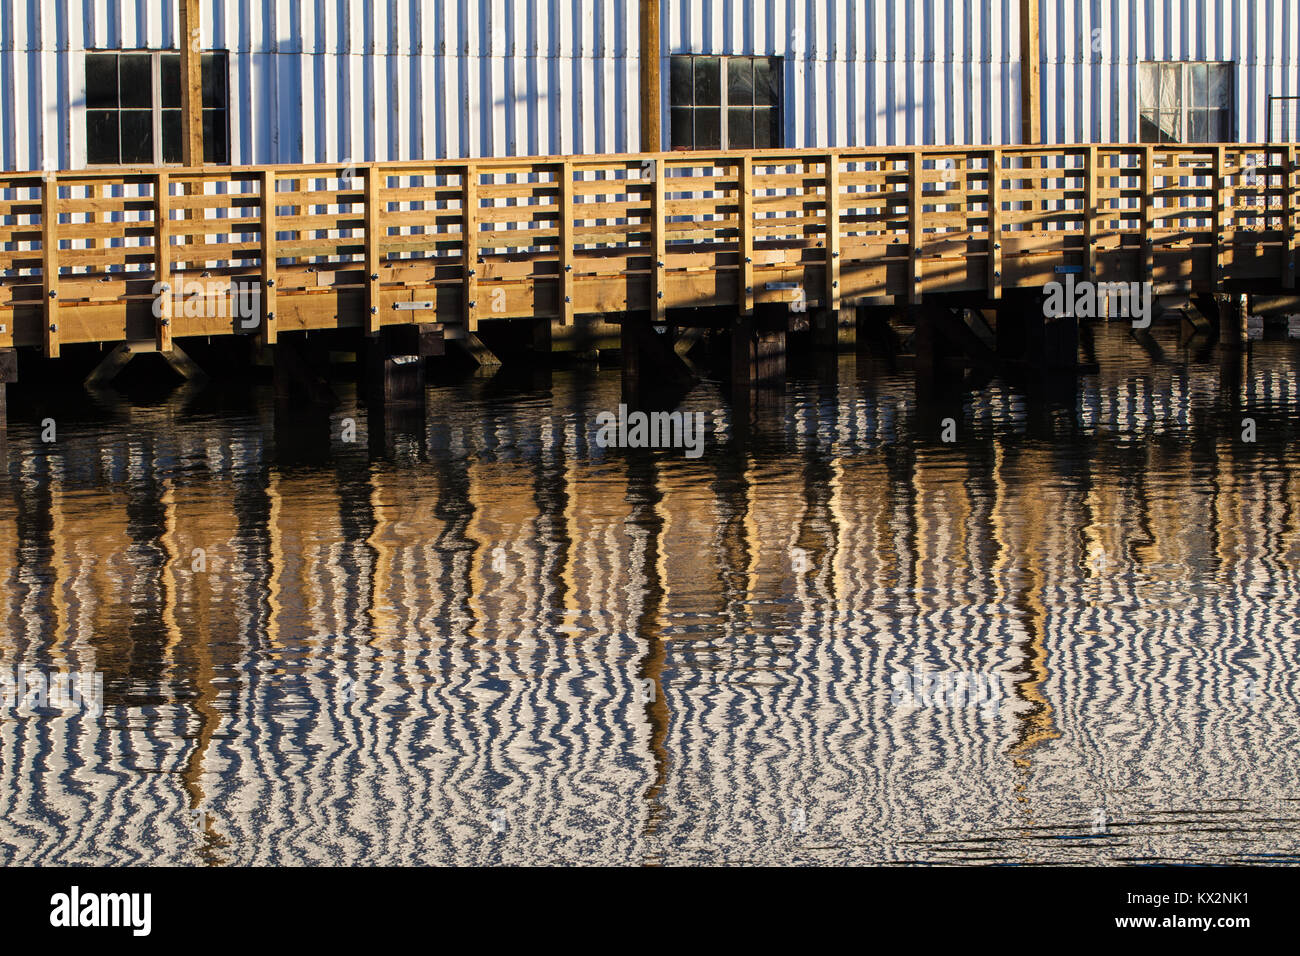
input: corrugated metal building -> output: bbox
[0,0,1296,172]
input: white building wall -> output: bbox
[0,0,1295,172]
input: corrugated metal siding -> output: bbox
[0,0,1295,172]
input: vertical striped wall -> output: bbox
[0,0,1296,172]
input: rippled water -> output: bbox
[2,323,1299,865]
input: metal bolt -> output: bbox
[48,290,57,299]
[832,251,840,258]
[267,279,274,287]
[468,269,476,277]
[914,247,922,254]
[994,270,1001,278]
[469,301,476,308]
[370,306,378,314]
[832,280,839,287]
[657,261,664,268]
[745,256,752,263]
[267,312,275,321]
[369,273,379,281]
[161,318,170,327]
[49,323,57,331]
[745,286,752,294]
[994,242,1001,249]
[657,291,664,299]
[564,295,571,303]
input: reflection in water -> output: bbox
[1,324,1299,865]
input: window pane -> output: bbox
[694,57,720,106]
[201,53,226,109]
[1139,63,1158,111]
[86,55,119,109]
[119,54,152,108]
[728,59,753,106]
[1188,109,1208,141]
[670,107,693,148]
[694,108,721,149]
[162,109,182,162]
[755,57,779,106]
[670,57,693,106]
[86,110,120,164]
[203,110,227,163]
[755,107,776,148]
[1139,110,1159,143]
[1209,110,1228,142]
[1210,65,1231,110]
[728,107,753,148]
[120,110,153,163]
[161,54,180,108]
[1160,63,1180,113]
[1159,111,1180,143]
[1190,63,1207,106]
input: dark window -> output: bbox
[1139,62,1233,143]
[85,51,229,165]
[669,55,782,150]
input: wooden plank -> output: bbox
[260,169,278,345]
[463,164,479,331]
[41,175,60,358]
[1213,145,1226,290]
[1019,0,1041,144]
[988,149,1001,298]
[825,153,841,311]
[739,156,754,315]
[559,160,575,324]
[640,0,661,151]
[1141,145,1155,283]
[909,152,923,303]
[179,0,203,166]
[365,166,383,335]
[1083,146,1097,280]
[155,172,172,352]
[651,157,666,321]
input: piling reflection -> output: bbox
[1,324,1298,865]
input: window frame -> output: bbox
[669,54,783,151]
[84,49,231,167]
[1138,61,1235,144]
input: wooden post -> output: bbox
[909,152,923,304]
[1213,145,1226,291]
[1141,145,1155,285]
[41,174,59,359]
[1019,0,1041,144]
[463,163,479,332]
[988,149,1002,298]
[155,171,172,352]
[651,157,666,322]
[1284,144,1296,289]
[825,152,841,312]
[639,0,661,151]
[260,169,278,345]
[739,156,754,315]
[179,0,204,166]
[365,165,384,336]
[559,160,574,324]
[1083,146,1097,281]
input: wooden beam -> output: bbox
[825,153,841,311]
[1213,145,1226,290]
[988,149,1002,298]
[739,156,754,316]
[260,169,278,345]
[1019,0,1041,144]
[639,0,661,151]
[909,152,923,304]
[1285,144,1296,289]
[1141,145,1155,284]
[365,165,383,336]
[1083,146,1097,281]
[559,160,575,324]
[41,174,60,359]
[651,157,666,322]
[463,163,479,332]
[179,0,203,166]
[155,171,172,352]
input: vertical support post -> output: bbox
[463,163,479,332]
[1083,145,1097,281]
[1019,0,1041,145]
[260,169,278,346]
[739,155,754,315]
[909,152,923,304]
[1213,145,1226,291]
[179,0,204,166]
[1141,145,1155,285]
[639,0,662,151]
[41,174,59,359]
[988,148,1002,298]
[559,160,574,324]
[1284,144,1296,289]
[155,171,172,352]
[651,157,666,322]
[825,152,841,312]
[365,165,384,336]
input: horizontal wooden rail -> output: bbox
[0,143,1296,354]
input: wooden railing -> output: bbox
[0,143,1296,356]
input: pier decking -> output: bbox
[0,144,1296,360]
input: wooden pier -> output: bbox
[0,143,1296,378]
